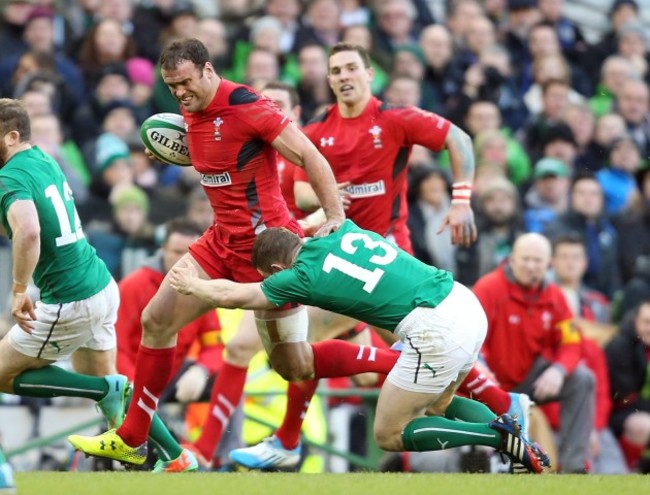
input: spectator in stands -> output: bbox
[596,134,643,215]
[576,112,627,173]
[407,165,455,271]
[474,232,595,473]
[605,300,650,472]
[87,131,133,203]
[293,0,342,53]
[586,0,640,85]
[502,0,541,81]
[244,49,280,90]
[392,46,426,82]
[77,18,138,88]
[589,55,639,118]
[185,186,214,231]
[545,172,621,299]
[445,0,484,49]
[539,121,579,171]
[295,43,333,123]
[615,78,650,158]
[523,157,570,233]
[615,166,650,286]
[561,102,596,171]
[265,0,302,54]
[537,0,587,63]
[383,74,421,107]
[456,177,523,287]
[547,234,625,473]
[371,0,420,71]
[615,21,650,84]
[419,24,462,116]
[20,87,53,118]
[71,63,133,146]
[520,78,572,162]
[87,184,157,280]
[0,0,34,61]
[462,99,531,185]
[30,112,89,204]
[131,0,176,63]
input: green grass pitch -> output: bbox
[13,472,650,495]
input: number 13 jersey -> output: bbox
[260,220,453,331]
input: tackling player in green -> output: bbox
[167,219,551,473]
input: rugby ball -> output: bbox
[140,113,192,166]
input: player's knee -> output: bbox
[224,339,259,367]
[374,425,404,452]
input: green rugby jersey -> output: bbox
[0,147,110,303]
[260,220,454,331]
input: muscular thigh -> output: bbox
[142,253,218,340]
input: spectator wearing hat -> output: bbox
[586,0,640,85]
[597,134,643,215]
[545,172,621,299]
[524,157,570,233]
[87,132,133,203]
[456,177,524,286]
[125,57,155,123]
[87,184,157,280]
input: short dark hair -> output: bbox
[552,232,586,254]
[262,81,300,108]
[329,42,371,69]
[252,227,302,274]
[164,217,203,243]
[160,38,210,72]
[0,98,31,142]
[541,77,570,95]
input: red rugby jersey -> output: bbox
[295,97,450,248]
[182,79,294,237]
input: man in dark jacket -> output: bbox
[605,300,650,472]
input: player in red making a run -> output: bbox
[226,43,533,470]
[65,37,406,466]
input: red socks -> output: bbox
[458,366,511,415]
[193,361,248,460]
[117,346,175,446]
[275,379,319,449]
[311,340,398,378]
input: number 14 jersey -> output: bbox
[260,220,453,332]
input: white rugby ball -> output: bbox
[140,113,192,166]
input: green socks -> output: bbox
[402,396,503,452]
[402,415,501,451]
[444,396,497,423]
[13,366,108,400]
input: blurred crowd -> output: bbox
[1,0,650,475]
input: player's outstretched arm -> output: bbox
[272,124,344,236]
[437,124,477,247]
[169,263,275,310]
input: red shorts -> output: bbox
[189,220,303,282]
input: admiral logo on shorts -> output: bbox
[200,172,232,187]
[344,180,386,198]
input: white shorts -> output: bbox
[387,282,488,394]
[8,279,120,361]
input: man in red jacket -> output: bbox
[116,217,223,403]
[473,232,595,473]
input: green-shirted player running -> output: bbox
[0,98,197,474]
[168,219,550,473]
